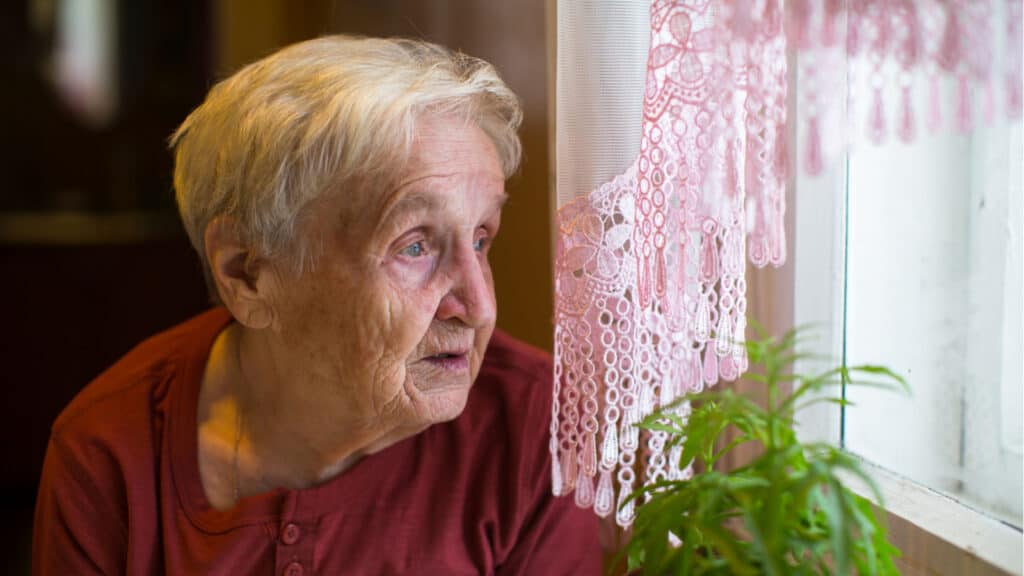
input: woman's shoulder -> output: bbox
[50,308,232,441]
[35,309,231,574]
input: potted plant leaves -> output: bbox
[621,322,908,575]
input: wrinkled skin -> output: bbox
[216,114,506,491]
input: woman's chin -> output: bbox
[405,374,473,424]
[424,391,470,423]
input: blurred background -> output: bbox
[0,1,551,571]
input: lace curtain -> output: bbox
[551,0,1023,526]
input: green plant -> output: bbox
[622,322,909,575]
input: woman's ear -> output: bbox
[204,216,274,330]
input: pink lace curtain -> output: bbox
[551,0,1022,526]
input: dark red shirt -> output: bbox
[33,309,600,575]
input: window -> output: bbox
[792,18,1022,576]
[843,104,1022,526]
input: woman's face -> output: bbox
[262,115,506,431]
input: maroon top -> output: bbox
[33,309,601,575]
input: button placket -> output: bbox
[277,493,314,575]
[276,520,312,575]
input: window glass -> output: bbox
[842,64,1023,527]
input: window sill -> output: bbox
[843,459,1023,575]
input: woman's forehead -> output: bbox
[406,115,503,173]
[318,115,506,240]
[368,120,505,213]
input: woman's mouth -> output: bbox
[423,351,469,372]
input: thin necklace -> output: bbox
[232,399,242,504]
[232,330,244,506]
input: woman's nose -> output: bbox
[435,243,496,328]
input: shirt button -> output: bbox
[281,523,301,545]
[283,561,304,576]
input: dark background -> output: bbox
[1,1,551,572]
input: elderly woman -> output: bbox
[33,36,600,574]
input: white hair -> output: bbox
[169,35,522,296]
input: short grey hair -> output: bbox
[169,35,523,295]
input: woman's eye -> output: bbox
[473,235,489,252]
[400,241,425,258]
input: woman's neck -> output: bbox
[202,323,415,502]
